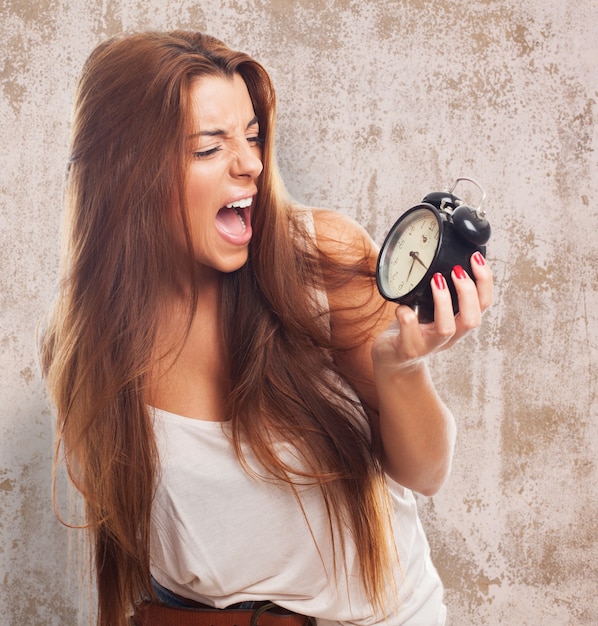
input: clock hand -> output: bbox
[409,250,428,270]
[406,254,416,281]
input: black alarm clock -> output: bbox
[376,177,491,323]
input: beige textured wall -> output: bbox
[1,1,596,624]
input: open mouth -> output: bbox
[215,197,252,237]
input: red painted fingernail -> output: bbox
[433,273,446,290]
[473,251,486,266]
[453,265,467,280]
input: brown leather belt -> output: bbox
[134,601,316,626]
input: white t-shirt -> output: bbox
[150,407,446,625]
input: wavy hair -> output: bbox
[42,31,394,626]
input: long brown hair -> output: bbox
[42,31,395,625]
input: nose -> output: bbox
[230,139,263,179]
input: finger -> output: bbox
[394,304,425,360]
[452,264,482,330]
[395,303,419,327]
[430,273,457,340]
[469,251,493,312]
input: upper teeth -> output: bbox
[226,197,253,209]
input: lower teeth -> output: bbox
[235,208,246,230]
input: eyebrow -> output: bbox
[189,115,260,139]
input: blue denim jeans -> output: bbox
[151,577,259,610]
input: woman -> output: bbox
[42,31,492,626]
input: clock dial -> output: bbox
[379,207,440,299]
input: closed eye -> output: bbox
[192,134,261,159]
[193,146,222,159]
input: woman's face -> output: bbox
[184,73,263,276]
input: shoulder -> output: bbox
[295,206,378,261]
[298,206,389,320]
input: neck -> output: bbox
[147,268,230,420]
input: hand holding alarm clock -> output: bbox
[376,178,491,323]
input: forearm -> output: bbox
[312,211,491,496]
[375,360,456,495]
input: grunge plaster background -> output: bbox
[1,0,596,624]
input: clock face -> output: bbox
[378,206,441,300]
